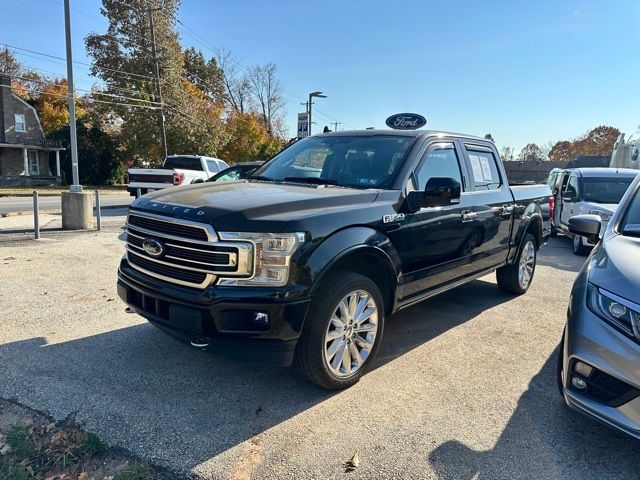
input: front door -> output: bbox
[390,141,478,301]
[462,144,514,271]
[560,174,580,230]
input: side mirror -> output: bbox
[568,214,601,244]
[405,177,461,212]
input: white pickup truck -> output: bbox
[127,155,229,197]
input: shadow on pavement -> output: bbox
[0,278,512,472]
[428,346,640,480]
[537,237,586,273]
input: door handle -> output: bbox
[461,210,477,222]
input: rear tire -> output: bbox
[294,272,385,390]
[496,233,537,295]
[572,234,590,256]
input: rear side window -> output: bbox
[466,149,501,190]
[415,145,463,190]
[206,160,219,173]
[163,156,203,171]
[564,176,579,199]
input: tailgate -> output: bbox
[128,169,174,184]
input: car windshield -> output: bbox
[621,185,640,237]
[582,177,635,204]
[250,135,416,189]
[163,156,203,171]
[207,165,255,183]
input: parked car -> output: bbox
[551,168,638,254]
[117,128,552,389]
[127,155,229,196]
[558,172,640,439]
[206,161,264,183]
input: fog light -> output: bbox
[572,376,587,390]
[609,302,627,318]
[254,312,270,326]
[574,361,593,377]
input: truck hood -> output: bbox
[588,234,640,303]
[582,202,617,214]
[130,180,380,231]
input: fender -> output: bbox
[508,205,543,264]
[305,227,401,307]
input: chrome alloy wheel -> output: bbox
[518,240,536,289]
[324,289,379,378]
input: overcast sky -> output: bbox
[2,0,639,152]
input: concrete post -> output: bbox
[23,148,29,176]
[33,191,40,239]
[61,192,93,230]
[55,150,61,177]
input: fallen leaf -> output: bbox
[0,444,12,455]
[345,451,360,472]
[78,473,93,480]
[3,256,16,261]
[107,297,115,302]
[46,422,56,432]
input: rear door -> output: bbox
[461,143,515,271]
[391,141,478,300]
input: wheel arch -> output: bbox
[509,211,543,264]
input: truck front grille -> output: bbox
[125,211,253,288]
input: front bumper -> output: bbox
[117,258,311,367]
[562,278,640,439]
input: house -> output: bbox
[0,73,65,186]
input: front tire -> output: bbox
[572,234,590,256]
[496,233,537,295]
[294,272,385,390]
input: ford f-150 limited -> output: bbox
[117,129,552,389]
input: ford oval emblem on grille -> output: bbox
[142,238,165,257]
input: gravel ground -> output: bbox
[1,226,639,479]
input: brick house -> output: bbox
[0,73,65,186]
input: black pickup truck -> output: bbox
[117,129,552,389]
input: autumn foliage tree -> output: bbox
[549,125,620,162]
[221,112,283,162]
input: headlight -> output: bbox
[587,283,640,340]
[217,232,305,287]
[588,210,612,222]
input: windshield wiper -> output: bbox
[249,175,276,182]
[283,176,338,186]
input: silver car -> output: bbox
[558,172,640,439]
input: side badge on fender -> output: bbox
[383,213,405,223]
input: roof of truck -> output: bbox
[316,129,486,141]
[572,167,639,177]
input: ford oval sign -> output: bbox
[385,113,427,130]
[142,238,165,257]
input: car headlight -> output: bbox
[587,283,640,340]
[217,232,305,287]
[588,210,612,222]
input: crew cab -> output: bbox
[117,129,552,389]
[127,155,229,197]
[552,168,638,255]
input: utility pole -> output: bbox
[63,0,81,192]
[148,6,167,160]
[331,121,341,131]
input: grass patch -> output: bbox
[0,422,157,480]
[0,185,126,197]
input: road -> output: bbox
[1,230,639,480]
[0,193,132,214]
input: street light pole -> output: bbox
[307,91,327,136]
[63,0,81,192]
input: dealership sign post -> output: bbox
[297,112,309,139]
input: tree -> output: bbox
[215,48,251,114]
[548,125,620,162]
[48,120,124,185]
[34,79,87,134]
[499,146,513,161]
[182,47,224,102]
[221,112,283,163]
[247,63,285,134]
[517,143,547,162]
[549,140,574,162]
[0,47,20,76]
[86,0,227,162]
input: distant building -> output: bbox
[0,74,65,186]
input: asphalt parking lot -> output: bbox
[1,225,639,479]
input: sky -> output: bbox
[1,0,639,153]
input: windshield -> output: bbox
[582,176,635,204]
[250,135,416,189]
[163,156,203,171]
